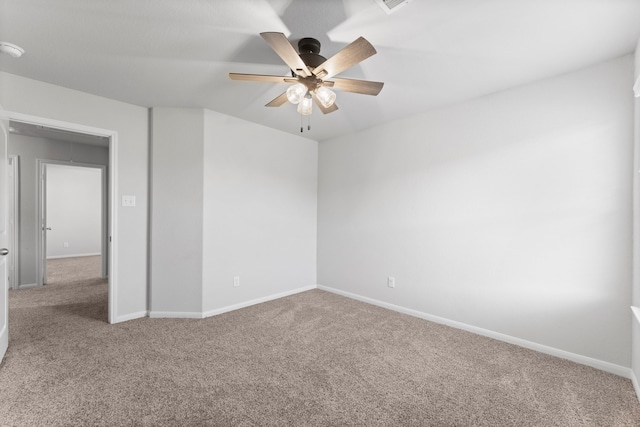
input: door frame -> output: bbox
[8,155,19,290]
[7,111,119,324]
[1,111,9,363]
[37,160,107,285]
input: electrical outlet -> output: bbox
[63,242,69,248]
[233,276,240,287]
[388,277,395,288]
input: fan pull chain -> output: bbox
[299,115,311,133]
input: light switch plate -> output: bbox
[122,195,136,207]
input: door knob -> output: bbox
[0,248,8,256]
[45,227,52,231]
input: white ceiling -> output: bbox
[1,0,639,142]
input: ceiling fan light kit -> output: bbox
[297,93,313,116]
[286,83,307,104]
[315,86,337,108]
[229,32,383,131]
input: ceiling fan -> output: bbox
[229,32,383,118]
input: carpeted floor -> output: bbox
[1,257,639,426]
[46,255,104,286]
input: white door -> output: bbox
[0,114,9,361]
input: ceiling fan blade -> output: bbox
[266,92,289,107]
[312,93,339,114]
[312,37,377,80]
[260,32,311,77]
[228,73,290,84]
[328,77,384,96]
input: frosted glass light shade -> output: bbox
[297,95,313,115]
[315,86,336,108]
[286,83,307,104]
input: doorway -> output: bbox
[6,113,118,323]
[37,162,107,285]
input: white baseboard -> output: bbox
[149,310,203,319]
[17,283,38,290]
[47,253,101,260]
[202,285,317,318]
[0,324,7,364]
[631,371,640,403]
[149,286,318,319]
[150,286,316,319]
[317,285,632,379]
[112,310,148,324]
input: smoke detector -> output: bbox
[0,42,25,58]
[374,0,411,14]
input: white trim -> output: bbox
[0,324,7,363]
[17,283,38,290]
[149,311,204,319]
[108,131,118,323]
[632,371,640,403]
[632,306,640,325]
[7,155,19,290]
[634,75,640,97]
[5,111,119,324]
[149,285,317,320]
[37,160,45,285]
[1,113,7,365]
[318,285,632,378]
[202,285,317,318]
[7,112,117,138]
[47,253,101,260]
[112,310,148,324]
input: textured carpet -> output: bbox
[1,257,639,426]
[46,255,103,286]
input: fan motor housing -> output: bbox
[298,37,326,69]
[298,37,321,54]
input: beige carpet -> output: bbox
[46,255,103,286]
[1,257,639,426]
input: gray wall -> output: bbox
[8,135,108,286]
[318,55,635,369]
[1,71,149,321]
[46,164,102,259]
[150,108,204,314]
[201,109,317,313]
[149,107,318,316]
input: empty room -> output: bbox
[1,0,640,425]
